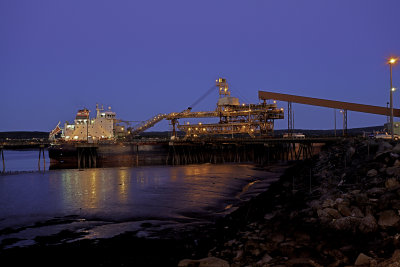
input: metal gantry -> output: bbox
[130,78,285,138]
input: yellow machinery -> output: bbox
[130,78,284,138]
[166,78,284,138]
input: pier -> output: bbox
[0,140,51,173]
[76,143,98,169]
[167,137,336,165]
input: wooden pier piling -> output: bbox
[76,144,98,169]
[38,145,46,171]
[166,140,320,166]
[0,146,5,173]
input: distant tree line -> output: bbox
[0,131,49,140]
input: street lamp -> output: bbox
[388,56,398,140]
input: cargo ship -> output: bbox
[48,78,285,168]
[48,104,169,169]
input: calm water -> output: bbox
[1,150,50,172]
[0,150,284,248]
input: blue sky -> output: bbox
[1,0,400,132]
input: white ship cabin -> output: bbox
[63,105,118,142]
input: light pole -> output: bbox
[388,57,398,140]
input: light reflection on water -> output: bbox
[0,164,282,245]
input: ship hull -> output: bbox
[48,141,170,169]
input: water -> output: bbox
[1,150,50,172]
[0,153,284,248]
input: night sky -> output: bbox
[1,0,400,132]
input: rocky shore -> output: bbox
[179,138,400,266]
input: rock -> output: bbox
[377,142,393,154]
[351,206,364,218]
[256,253,273,265]
[287,258,313,266]
[367,169,378,177]
[178,257,230,267]
[347,146,356,159]
[224,239,237,247]
[338,204,352,217]
[378,210,400,227]
[378,192,397,209]
[317,209,332,224]
[294,231,311,242]
[264,212,276,220]
[233,250,243,262]
[324,208,342,219]
[309,200,321,211]
[393,144,400,153]
[359,214,378,233]
[386,177,400,190]
[335,197,348,205]
[386,167,400,177]
[270,233,285,243]
[366,187,386,197]
[392,200,400,210]
[354,193,369,205]
[331,217,361,232]
[354,253,372,266]
[391,152,400,159]
[322,199,335,208]
[377,249,400,266]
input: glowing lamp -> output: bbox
[389,58,398,64]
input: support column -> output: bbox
[342,109,348,136]
[287,102,293,136]
[1,146,5,173]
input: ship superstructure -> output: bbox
[55,104,126,142]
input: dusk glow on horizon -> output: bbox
[1,0,400,132]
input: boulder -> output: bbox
[233,250,243,262]
[309,200,321,211]
[386,177,400,190]
[354,253,372,266]
[354,193,369,206]
[322,199,335,208]
[386,167,400,177]
[367,169,378,177]
[351,206,364,218]
[378,210,400,227]
[393,144,400,153]
[270,233,285,243]
[317,209,333,224]
[376,249,400,266]
[256,253,273,265]
[377,142,393,155]
[331,217,362,232]
[359,214,378,233]
[366,187,386,197]
[347,146,356,159]
[178,257,230,267]
[379,192,398,209]
[325,208,342,219]
[338,205,352,217]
